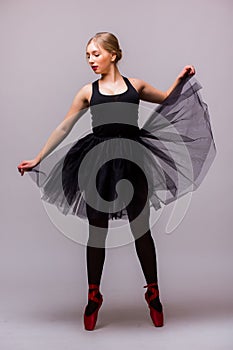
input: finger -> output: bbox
[188,67,194,75]
[190,66,195,74]
[20,167,25,175]
[183,68,190,78]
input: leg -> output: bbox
[126,164,158,285]
[126,166,163,314]
[127,197,163,314]
[85,203,109,316]
[127,196,159,286]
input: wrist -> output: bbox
[35,155,42,163]
[176,76,183,84]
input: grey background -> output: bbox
[1,0,233,349]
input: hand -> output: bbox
[17,158,40,176]
[177,65,195,81]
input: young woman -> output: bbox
[17,32,216,330]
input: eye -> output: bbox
[94,54,100,57]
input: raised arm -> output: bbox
[17,84,91,175]
[132,65,195,104]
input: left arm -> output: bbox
[132,65,195,104]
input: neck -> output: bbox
[100,65,122,83]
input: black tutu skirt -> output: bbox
[28,76,217,221]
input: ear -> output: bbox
[111,51,117,62]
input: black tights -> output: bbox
[84,166,161,315]
[86,225,158,286]
[84,202,161,316]
[85,168,159,286]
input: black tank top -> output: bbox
[90,76,140,105]
[90,76,140,138]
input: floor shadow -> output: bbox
[22,299,233,328]
[163,299,233,322]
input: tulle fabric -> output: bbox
[28,76,216,220]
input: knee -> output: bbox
[128,207,150,240]
[134,229,154,247]
[87,223,108,248]
[86,204,109,228]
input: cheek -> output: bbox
[101,56,111,65]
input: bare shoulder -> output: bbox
[72,82,92,107]
[79,83,92,101]
[128,77,166,104]
[81,82,92,94]
[127,77,146,94]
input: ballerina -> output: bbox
[17,32,216,330]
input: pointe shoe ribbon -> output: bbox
[84,284,103,331]
[143,282,164,327]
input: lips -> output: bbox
[92,66,98,71]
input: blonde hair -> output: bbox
[86,32,122,63]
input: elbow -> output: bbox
[58,124,70,137]
[160,92,169,103]
[60,119,73,135]
[62,125,72,136]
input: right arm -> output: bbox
[17,84,91,175]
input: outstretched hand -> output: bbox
[17,159,40,176]
[178,65,195,81]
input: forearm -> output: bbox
[140,66,194,104]
[165,77,181,99]
[35,121,72,163]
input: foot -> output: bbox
[84,284,103,331]
[144,282,164,327]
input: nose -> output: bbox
[88,55,94,64]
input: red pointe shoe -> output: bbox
[144,282,164,327]
[84,284,103,331]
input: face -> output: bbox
[86,40,116,74]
